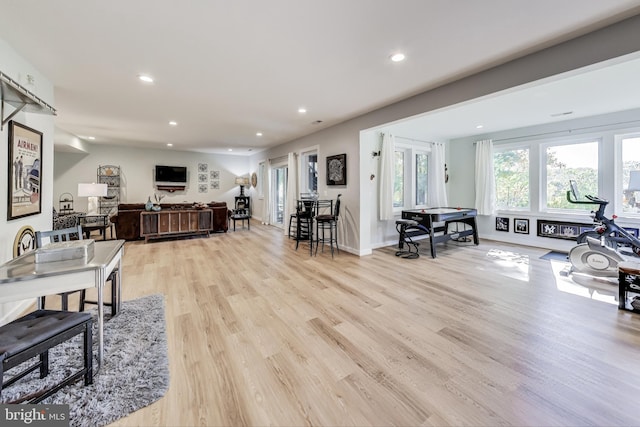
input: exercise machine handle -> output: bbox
[566,190,608,205]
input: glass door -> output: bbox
[271,165,287,227]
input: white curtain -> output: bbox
[262,163,271,225]
[284,152,298,235]
[379,133,395,220]
[428,142,448,206]
[474,139,495,215]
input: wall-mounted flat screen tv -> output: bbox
[155,165,188,183]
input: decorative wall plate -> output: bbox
[13,225,36,257]
[251,172,258,188]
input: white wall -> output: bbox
[0,39,56,324]
[54,144,250,212]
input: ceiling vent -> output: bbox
[311,120,323,125]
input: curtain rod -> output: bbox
[475,118,640,144]
[393,135,434,144]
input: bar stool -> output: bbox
[315,194,341,257]
[295,199,315,255]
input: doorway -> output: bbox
[271,165,287,228]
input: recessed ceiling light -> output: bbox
[138,74,154,83]
[390,53,405,62]
[298,107,307,114]
[87,136,95,140]
[228,148,233,152]
[167,143,173,147]
[256,132,262,137]
[169,121,177,126]
[476,125,484,129]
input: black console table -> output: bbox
[235,196,251,216]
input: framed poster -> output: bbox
[8,121,42,220]
[514,218,529,234]
[495,216,509,232]
[537,219,591,240]
[327,153,346,186]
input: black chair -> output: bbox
[294,199,316,255]
[288,193,315,238]
[35,226,118,317]
[35,226,84,311]
[315,194,341,257]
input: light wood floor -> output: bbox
[98,223,640,426]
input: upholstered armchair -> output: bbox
[52,207,84,230]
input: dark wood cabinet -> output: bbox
[140,209,213,242]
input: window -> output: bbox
[393,143,430,210]
[544,140,598,211]
[300,150,318,194]
[621,134,640,214]
[494,147,529,210]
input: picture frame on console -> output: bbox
[7,121,43,220]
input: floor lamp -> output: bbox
[78,183,107,215]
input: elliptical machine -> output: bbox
[564,180,640,277]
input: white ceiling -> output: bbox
[0,1,639,154]
[384,52,640,140]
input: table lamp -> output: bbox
[78,183,108,214]
[235,177,249,196]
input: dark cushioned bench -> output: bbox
[0,310,93,403]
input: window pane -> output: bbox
[415,153,428,205]
[546,141,598,210]
[494,148,529,209]
[301,152,318,193]
[393,151,404,207]
[622,136,640,214]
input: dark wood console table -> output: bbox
[140,209,213,242]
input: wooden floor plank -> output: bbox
[82,224,640,427]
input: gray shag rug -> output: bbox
[1,294,170,427]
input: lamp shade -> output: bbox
[78,183,108,197]
[628,171,640,191]
[235,177,249,186]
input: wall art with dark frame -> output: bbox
[326,153,346,186]
[514,218,530,234]
[495,216,509,232]
[536,219,591,240]
[7,121,42,220]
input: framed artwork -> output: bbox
[198,163,208,173]
[537,219,591,240]
[8,121,43,220]
[198,184,208,193]
[198,173,208,183]
[495,217,509,232]
[326,153,347,186]
[514,218,529,234]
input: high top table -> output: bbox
[0,239,125,369]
